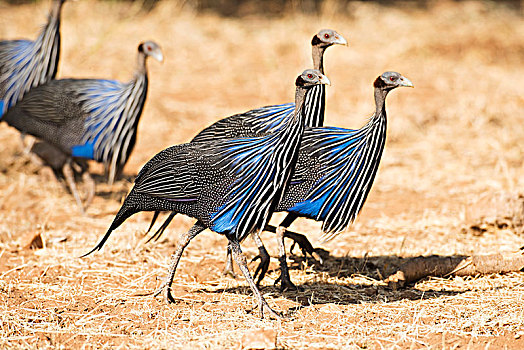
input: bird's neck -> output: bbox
[49,0,64,23]
[373,87,388,122]
[312,46,326,74]
[293,87,309,124]
[134,53,148,78]
[38,0,62,41]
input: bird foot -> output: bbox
[274,275,302,292]
[251,251,271,286]
[222,266,237,279]
[288,237,323,264]
[153,282,178,304]
[260,301,282,320]
[248,300,283,320]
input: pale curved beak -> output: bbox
[151,50,164,63]
[400,76,414,88]
[333,33,348,46]
[319,74,331,86]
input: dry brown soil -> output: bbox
[1,1,523,349]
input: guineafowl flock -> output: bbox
[1,0,413,318]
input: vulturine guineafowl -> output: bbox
[262,71,414,289]
[0,0,68,116]
[82,69,331,318]
[2,41,163,212]
[146,29,347,275]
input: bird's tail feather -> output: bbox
[81,202,137,257]
[146,211,160,233]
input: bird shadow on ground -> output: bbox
[191,252,467,310]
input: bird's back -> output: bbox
[2,79,88,153]
[191,103,295,143]
[2,77,142,162]
[131,123,303,241]
[0,11,61,116]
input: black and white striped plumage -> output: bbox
[151,72,413,289]
[0,0,66,116]
[3,41,163,184]
[279,72,414,240]
[253,72,413,289]
[86,69,330,247]
[83,70,330,317]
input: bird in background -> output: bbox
[2,41,163,213]
[145,29,347,277]
[82,69,331,318]
[0,0,69,116]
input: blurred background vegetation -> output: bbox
[2,0,523,16]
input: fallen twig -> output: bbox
[385,249,524,289]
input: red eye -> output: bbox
[146,45,151,51]
[389,76,396,81]
[324,33,330,39]
[307,74,313,79]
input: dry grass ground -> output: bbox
[1,0,524,348]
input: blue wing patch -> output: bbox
[71,143,95,159]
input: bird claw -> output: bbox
[260,302,282,320]
[274,274,301,292]
[251,252,271,286]
[248,300,283,320]
[222,266,237,279]
[153,282,178,304]
[287,233,323,264]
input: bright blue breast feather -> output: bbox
[208,135,275,233]
[0,39,37,114]
[71,79,131,160]
[288,127,366,220]
[208,124,299,235]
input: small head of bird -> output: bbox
[138,41,164,63]
[296,69,331,88]
[374,71,414,90]
[312,29,348,47]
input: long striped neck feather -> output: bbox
[49,0,64,21]
[33,0,63,84]
[293,87,308,124]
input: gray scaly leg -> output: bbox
[154,222,205,303]
[62,160,85,214]
[82,171,95,211]
[229,240,280,319]
[222,243,236,278]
